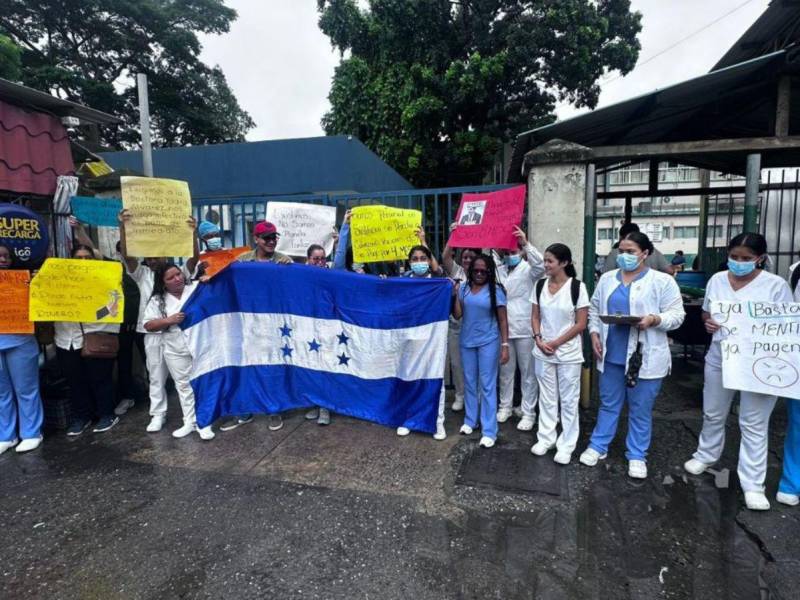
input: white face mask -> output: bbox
[206,238,223,251]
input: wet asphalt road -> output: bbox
[1,359,798,599]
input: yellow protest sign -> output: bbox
[0,270,34,334]
[350,205,422,263]
[29,258,124,323]
[121,176,193,257]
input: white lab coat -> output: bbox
[589,268,685,379]
[495,243,545,339]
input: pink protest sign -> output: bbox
[447,185,526,250]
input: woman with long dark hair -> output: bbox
[530,243,589,465]
[685,233,792,510]
[452,253,510,448]
[143,264,214,440]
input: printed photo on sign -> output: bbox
[459,201,486,226]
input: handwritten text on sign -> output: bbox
[266,202,337,257]
[29,258,124,323]
[121,176,193,257]
[711,300,800,400]
[350,205,422,263]
[447,185,526,250]
[0,270,34,334]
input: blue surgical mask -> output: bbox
[206,238,222,251]
[410,262,430,276]
[505,254,522,267]
[728,259,757,277]
[616,252,642,272]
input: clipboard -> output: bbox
[600,314,643,325]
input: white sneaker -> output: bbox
[459,424,473,435]
[433,424,446,441]
[531,441,551,456]
[114,398,135,416]
[15,437,42,453]
[776,491,800,506]
[172,422,195,438]
[196,426,215,440]
[496,408,512,423]
[451,396,464,412]
[146,415,165,433]
[684,458,711,475]
[553,451,572,465]
[628,460,648,479]
[0,438,19,455]
[516,417,535,431]
[579,448,607,467]
[744,491,771,511]
[479,436,495,448]
[396,427,411,437]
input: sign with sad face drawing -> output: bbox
[709,300,800,399]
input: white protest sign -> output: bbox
[266,202,337,257]
[710,300,800,399]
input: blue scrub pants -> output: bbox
[460,341,500,440]
[0,337,43,441]
[779,399,800,496]
[589,363,663,461]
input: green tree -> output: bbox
[0,34,22,81]
[318,0,642,187]
[1,0,253,148]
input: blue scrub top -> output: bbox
[605,269,649,365]
[0,334,33,351]
[459,283,507,348]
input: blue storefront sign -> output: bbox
[0,203,50,268]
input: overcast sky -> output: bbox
[199,0,771,142]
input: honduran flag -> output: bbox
[180,262,451,433]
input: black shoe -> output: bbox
[219,414,254,432]
[268,415,283,431]
[93,415,119,433]
[66,420,92,437]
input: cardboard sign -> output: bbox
[447,185,526,250]
[710,300,800,400]
[350,205,422,263]
[0,203,50,268]
[29,258,124,323]
[120,176,193,257]
[71,196,122,227]
[266,202,337,257]
[0,270,34,334]
[200,247,251,278]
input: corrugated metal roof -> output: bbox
[0,98,74,196]
[100,136,414,197]
[0,78,120,126]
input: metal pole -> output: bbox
[582,163,597,291]
[136,73,154,177]
[697,169,710,271]
[744,153,761,232]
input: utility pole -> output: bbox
[136,73,153,177]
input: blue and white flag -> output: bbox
[181,263,451,433]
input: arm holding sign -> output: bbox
[333,211,351,271]
[415,227,441,275]
[441,222,459,277]
[184,217,201,276]
[68,217,102,259]
[513,227,545,281]
[117,210,140,274]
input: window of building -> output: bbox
[597,228,614,240]
[674,226,699,239]
[662,226,671,239]
[729,224,743,237]
[706,225,724,239]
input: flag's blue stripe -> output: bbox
[191,364,440,433]
[181,262,452,331]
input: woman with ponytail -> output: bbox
[452,254,510,448]
[530,244,589,465]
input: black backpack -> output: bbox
[791,265,800,294]
[535,277,582,308]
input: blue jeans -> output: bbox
[460,341,500,440]
[779,400,800,495]
[0,337,43,441]
[589,363,663,461]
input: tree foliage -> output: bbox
[0,0,254,148]
[0,34,22,81]
[318,0,642,187]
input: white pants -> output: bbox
[149,332,196,424]
[447,325,464,403]
[693,363,778,492]
[145,334,169,417]
[437,382,445,431]
[535,361,581,454]
[499,336,538,416]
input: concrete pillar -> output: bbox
[524,139,593,278]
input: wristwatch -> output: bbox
[533,333,542,340]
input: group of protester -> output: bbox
[1,208,799,512]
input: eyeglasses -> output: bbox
[259,234,279,241]
[472,269,488,275]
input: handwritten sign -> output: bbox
[266,202,337,257]
[447,185,526,250]
[0,270,34,334]
[710,300,800,400]
[0,203,49,268]
[201,247,251,278]
[350,205,422,263]
[71,196,122,227]
[29,258,124,323]
[120,176,193,257]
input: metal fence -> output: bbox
[191,184,511,257]
[760,169,800,278]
